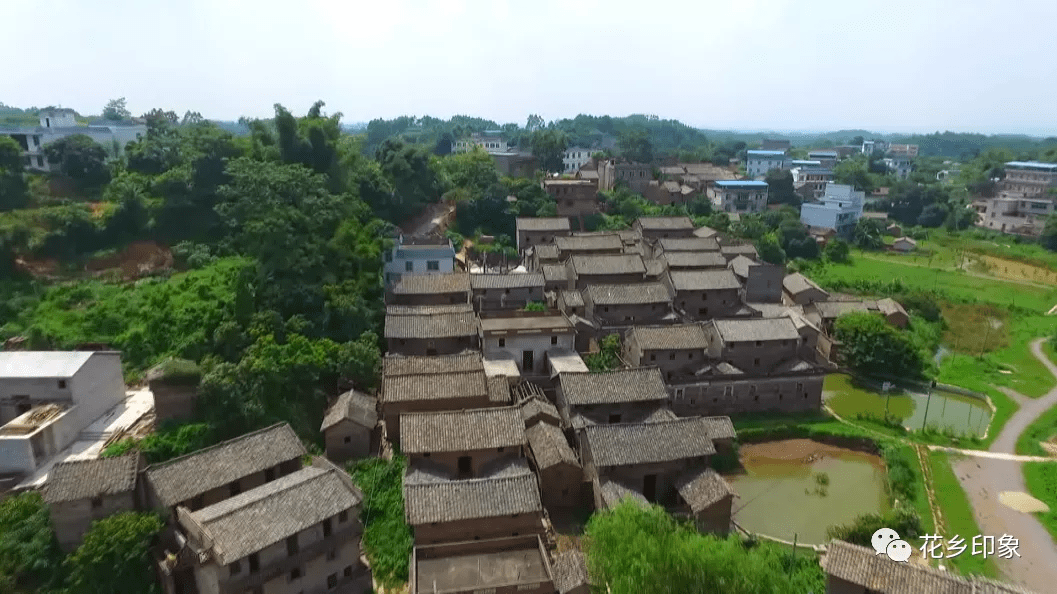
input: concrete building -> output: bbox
[861,139,889,156]
[632,216,696,240]
[0,351,126,476]
[388,273,471,306]
[791,167,834,200]
[887,143,919,158]
[410,535,557,594]
[479,312,576,378]
[807,150,838,168]
[42,453,141,552]
[709,180,769,214]
[663,269,744,320]
[973,196,1055,236]
[999,161,1057,198]
[544,179,600,219]
[173,458,371,594]
[384,236,457,286]
[384,304,479,356]
[321,389,379,463]
[143,423,307,517]
[622,324,709,382]
[379,352,511,441]
[745,150,788,178]
[563,147,594,173]
[470,273,546,311]
[884,156,913,180]
[728,256,783,303]
[515,217,572,254]
[599,160,652,193]
[582,283,674,328]
[452,133,508,154]
[799,184,865,237]
[0,108,146,172]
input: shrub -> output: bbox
[350,456,412,588]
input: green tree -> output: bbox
[525,113,545,132]
[0,492,65,591]
[764,169,799,206]
[584,334,622,372]
[376,138,447,224]
[529,128,569,174]
[852,217,885,250]
[44,134,111,194]
[0,135,29,211]
[916,203,949,228]
[65,511,164,594]
[823,238,851,263]
[102,97,131,121]
[618,129,654,163]
[835,312,926,379]
[434,131,453,155]
[755,233,786,264]
[1040,213,1057,252]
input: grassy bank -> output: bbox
[349,456,412,589]
[927,451,998,578]
[1022,462,1057,546]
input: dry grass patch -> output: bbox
[940,303,1010,355]
[974,255,1057,286]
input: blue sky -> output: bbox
[6,0,1056,134]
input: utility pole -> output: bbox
[981,322,992,357]
[883,382,893,421]
[789,533,797,575]
[921,380,936,431]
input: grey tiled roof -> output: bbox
[553,550,591,593]
[390,273,471,295]
[520,395,562,427]
[877,297,907,317]
[720,244,759,258]
[145,423,306,508]
[554,234,623,253]
[635,216,694,230]
[643,258,666,278]
[559,368,669,406]
[676,467,734,513]
[559,290,585,309]
[656,237,720,252]
[382,370,490,404]
[814,300,873,319]
[488,376,512,403]
[400,406,525,454]
[187,463,362,566]
[712,317,801,342]
[525,422,580,469]
[382,351,483,376]
[385,304,478,339]
[728,255,758,278]
[516,217,572,231]
[626,324,707,351]
[821,540,975,594]
[542,264,570,283]
[321,389,378,431]
[669,269,742,291]
[693,226,719,238]
[584,283,670,306]
[43,454,139,504]
[698,416,737,440]
[533,244,560,261]
[660,251,728,270]
[469,273,545,290]
[569,254,646,276]
[582,417,729,467]
[783,272,828,297]
[599,478,649,508]
[404,460,542,524]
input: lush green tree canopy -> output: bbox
[102,97,131,121]
[835,312,927,379]
[0,135,29,212]
[44,134,111,194]
[529,129,569,174]
[64,512,164,594]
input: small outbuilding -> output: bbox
[892,236,917,252]
[42,453,141,552]
[321,389,379,463]
[876,297,910,329]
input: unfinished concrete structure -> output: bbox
[410,535,556,594]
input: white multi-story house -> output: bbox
[999,161,1057,198]
[451,132,509,155]
[562,147,594,173]
[799,183,865,237]
[745,150,787,178]
[709,180,769,214]
[0,108,146,172]
[972,196,1055,236]
[884,157,912,180]
[383,235,457,285]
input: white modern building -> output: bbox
[999,161,1057,198]
[563,147,594,173]
[710,180,769,214]
[0,108,146,172]
[451,132,509,155]
[884,157,912,180]
[0,352,126,476]
[745,150,788,178]
[383,235,457,285]
[799,183,865,237]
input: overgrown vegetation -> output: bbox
[101,421,214,464]
[835,312,930,380]
[584,334,622,372]
[584,502,825,594]
[1023,462,1057,545]
[349,456,412,588]
[0,492,65,593]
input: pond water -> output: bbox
[727,439,889,545]
[903,391,991,436]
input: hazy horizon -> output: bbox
[5,0,1056,136]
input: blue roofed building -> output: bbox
[745,150,788,178]
[709,180,769,214]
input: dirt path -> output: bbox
[949,338,1057,591]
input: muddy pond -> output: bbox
[727,439,889,545]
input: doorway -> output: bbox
[522,350,534,372]
[643,474,657,502]
[458,456,472,479]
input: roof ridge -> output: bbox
[405,468,533,488]
[195,465,328,522]
[145,422,293,472]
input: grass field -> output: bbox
[1022,462,1057,546]
[927,451,999,578]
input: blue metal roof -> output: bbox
[747,150,786,157]
[808,150,838,157]
[714,180,769,188]
[1005,161,1057,171]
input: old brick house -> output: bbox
[515,217,572,254]
[582,283,674,328]
[321,389,379,463]
[651,236,720,257]
[387,273,472,306]
[553,234,624,259]
[384,304,479,356]
[632,216,696,240]
[659,251,728,272]
[556,290,585,318]
[728,255,783,303]
[525,421,583,509]
[622,324,708,382]
[379,352,510,440]
[705,317,802,372]
[400,406,526,479]
[556,368,672,429]
[43,453,141,552]
[676,467,735,536]
[567,254,647,289]
[470,273,546,311]
[664,269,744,319]
[542,263,571,293]
[544,179,599,218]
[783,272,830,306]
[719,243,759,262]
